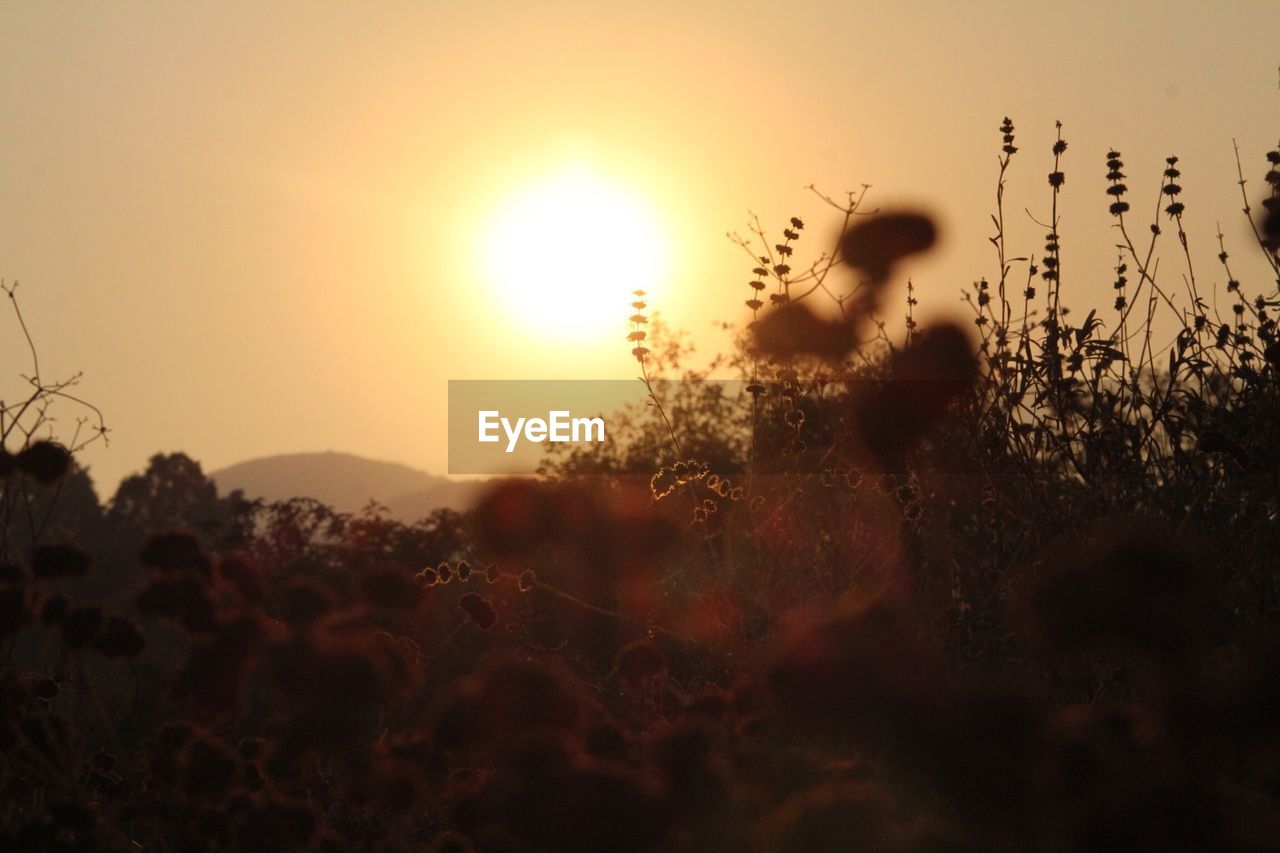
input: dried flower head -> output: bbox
[840,211,938,281]
[15,441,72,485]
[459,593,497,631]
[752,302,856,361]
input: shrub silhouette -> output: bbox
[3,123,1280,852]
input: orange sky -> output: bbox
[1,1,1275,492]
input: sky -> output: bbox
[0,1,1275,494]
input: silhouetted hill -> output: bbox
[210,452,482,520]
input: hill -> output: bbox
[209,451,482,520]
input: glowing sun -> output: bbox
[481,166,671,340]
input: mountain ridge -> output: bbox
[209,451,482,520]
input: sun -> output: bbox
[480,166,671,341]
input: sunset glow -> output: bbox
[4,4,1280,848]
[479,166,671,340]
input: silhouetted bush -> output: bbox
[3,122,1280,852]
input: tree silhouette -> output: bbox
[107,453,252,550]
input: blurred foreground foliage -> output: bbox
[2,122,1280,851]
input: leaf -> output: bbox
[1082,341,1126,361]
